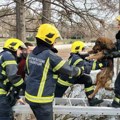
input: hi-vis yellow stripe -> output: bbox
[0,88,7,94]
[1,70,6,75]
[37,58,50,97]
[99,63,103,68]
[85,86,94,92]
[73,59,83,66]
[26,55,29,74]
[3,79,9,85]
[53,74,58,79]
[114,97,120,103]
[2,60,17,68]
[25,92,54,103]
[76,68,81,76]
[14,79,24,87]
[68,58,72,65]
[53,60,66,72]
[57,78,72,86]
[92,61,96,70]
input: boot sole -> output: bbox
[89,100,104,106]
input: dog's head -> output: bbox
[93,37,115,53]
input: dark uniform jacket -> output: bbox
[0,50,24,95]
[57,53,104,87]
[105,30,120,58]
[25,45,82,105]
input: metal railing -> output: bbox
[13,98,120,119]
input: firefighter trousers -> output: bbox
[114,72,120,97]
[30,102,53,120]
[55,74,93,97]
[0,95,13,120]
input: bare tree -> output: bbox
[0,0,119,40]
[42,0,51,23]
[15,0,26,41]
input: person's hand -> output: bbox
[103,50,113,58]
[17,98,25,105]
[101,60,109,67]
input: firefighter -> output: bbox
[104,15,120,107]
[17,42,35,79]
[17,42,35,96]
[25,23,83,120]
[55,41,109,106]
[0,38,26,119]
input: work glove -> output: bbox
[103,50,113,58]
[6,87,20,107]
[79,52,89,59]
[100,59,110,67]
[85,66,92,74]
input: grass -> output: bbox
[0,38,86,46]
[0,38,7,42]
[57,39,84,44]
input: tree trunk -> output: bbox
[42,0,51,23]
[15,0,26,42]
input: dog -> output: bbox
[86,37,115,99]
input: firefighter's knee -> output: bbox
[84,76,92,85]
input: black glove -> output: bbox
[101,60,109,67]
[103,50,113,58]
[116,30,120,39]
[84,65,92,74]
[79,53,89,59]
[6,87,20,107]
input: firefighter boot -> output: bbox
[111,97,120,108]
[85,89,103,106]
[88,97,104,106]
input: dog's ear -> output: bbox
[103,38,115,50]
[97,37,115,50]
[107,42,115,50]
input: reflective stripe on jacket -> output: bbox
[25,49,81,104]
[0,50,24,95]
[57,53,103,86]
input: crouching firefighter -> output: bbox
[25,24,84,120]
[55,41,109,106]
[0,38,26,120]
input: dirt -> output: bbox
[57,48,71,60]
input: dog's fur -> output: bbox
[89,37,115,53]
[87,37,115,99]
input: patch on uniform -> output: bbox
[29,57,45,66]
